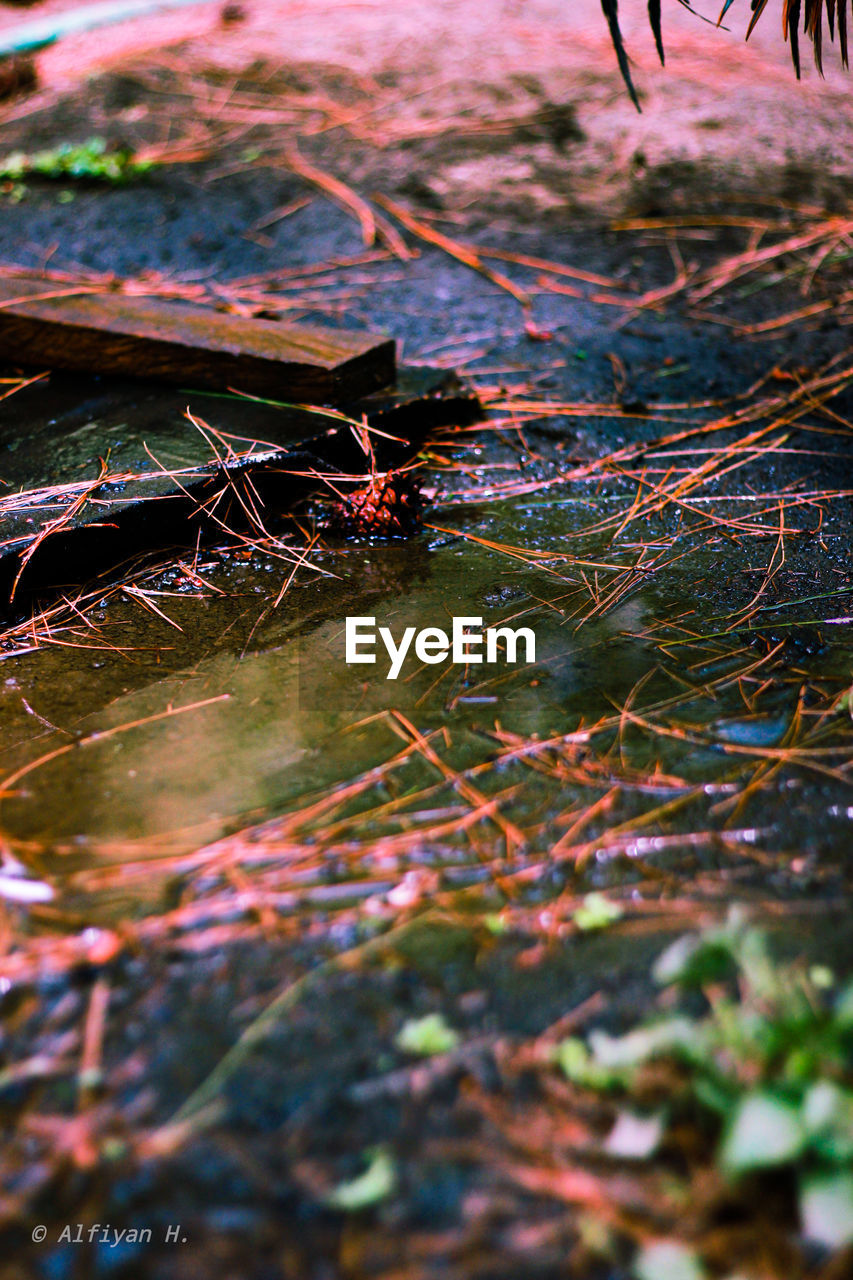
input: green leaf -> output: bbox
[556,1036,621,1090]
[653,908,776,995]
[694,1074,737,1118]
[803,1081,850,1133]
[633,1240,706,1280]
[574,892,623,932]
[605,1109,664,1159]
[395,1013,459,1057]
[802,1081,853,1161]
[800,1171,853,1248]
[325,1147,396,1212]
[809,965,835,990]
[653,931,734,988]
[720,1091,806,1175]
[576,1210,615,1257]
[0,151,26,180]
[835,979,853,1027]
[589,1017,699,1070]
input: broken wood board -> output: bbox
[0,273,395,403]
[0,366,482,616]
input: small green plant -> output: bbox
[573,891,624,932]
[325,1146,396,1212]
[0,137,152,186]
[633,1240,707,1280]
[559,909,853,1251]
[395,1012,459,1057]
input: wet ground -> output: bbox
[0,4,852,1278]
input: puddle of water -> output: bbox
[0,534,642,836]
[1,386,852,924]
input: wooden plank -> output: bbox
[0,274,395,403]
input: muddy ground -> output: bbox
[0,3,852,1278]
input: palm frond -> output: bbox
[601,0,641,109]
[648,0,666,63]
[604,1,852,108]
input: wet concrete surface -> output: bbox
[0,19,852,1280]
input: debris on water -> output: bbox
[711,714,790,747]
[0,851,53,904]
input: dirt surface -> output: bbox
[0,4,852,1279]
[3,0,852,216]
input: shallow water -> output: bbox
[2,406,852,927]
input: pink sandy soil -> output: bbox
[0,0,850,214]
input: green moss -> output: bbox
[0,137,152,186]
